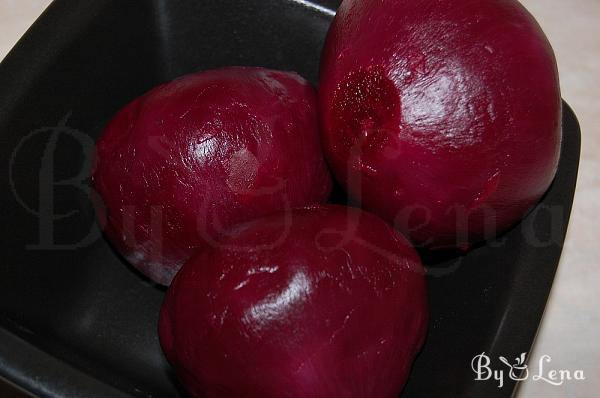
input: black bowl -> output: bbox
[0,1,580,397]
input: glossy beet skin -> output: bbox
[159,205,427,398]
[93,67,332,285]
[319,0,562,249]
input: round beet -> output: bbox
[319,0,561,249]
[93,67,332,285]
[159,205,427,397]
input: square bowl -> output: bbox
[0,1,580,397]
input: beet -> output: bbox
[93,67,332,285]
[319,0,562,249]
[159,205,427,397]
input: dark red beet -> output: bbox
[319,0,562,249]
[93,67,332,285]
[159,205,427,397]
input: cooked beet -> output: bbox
[159,205,427,397]
[93,67,332,285]
[319,0,562,249]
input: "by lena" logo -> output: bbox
[471,352,585,388]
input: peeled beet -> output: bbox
[159,205,427,397]
[93,67,332,285]
[319,0,562,249]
